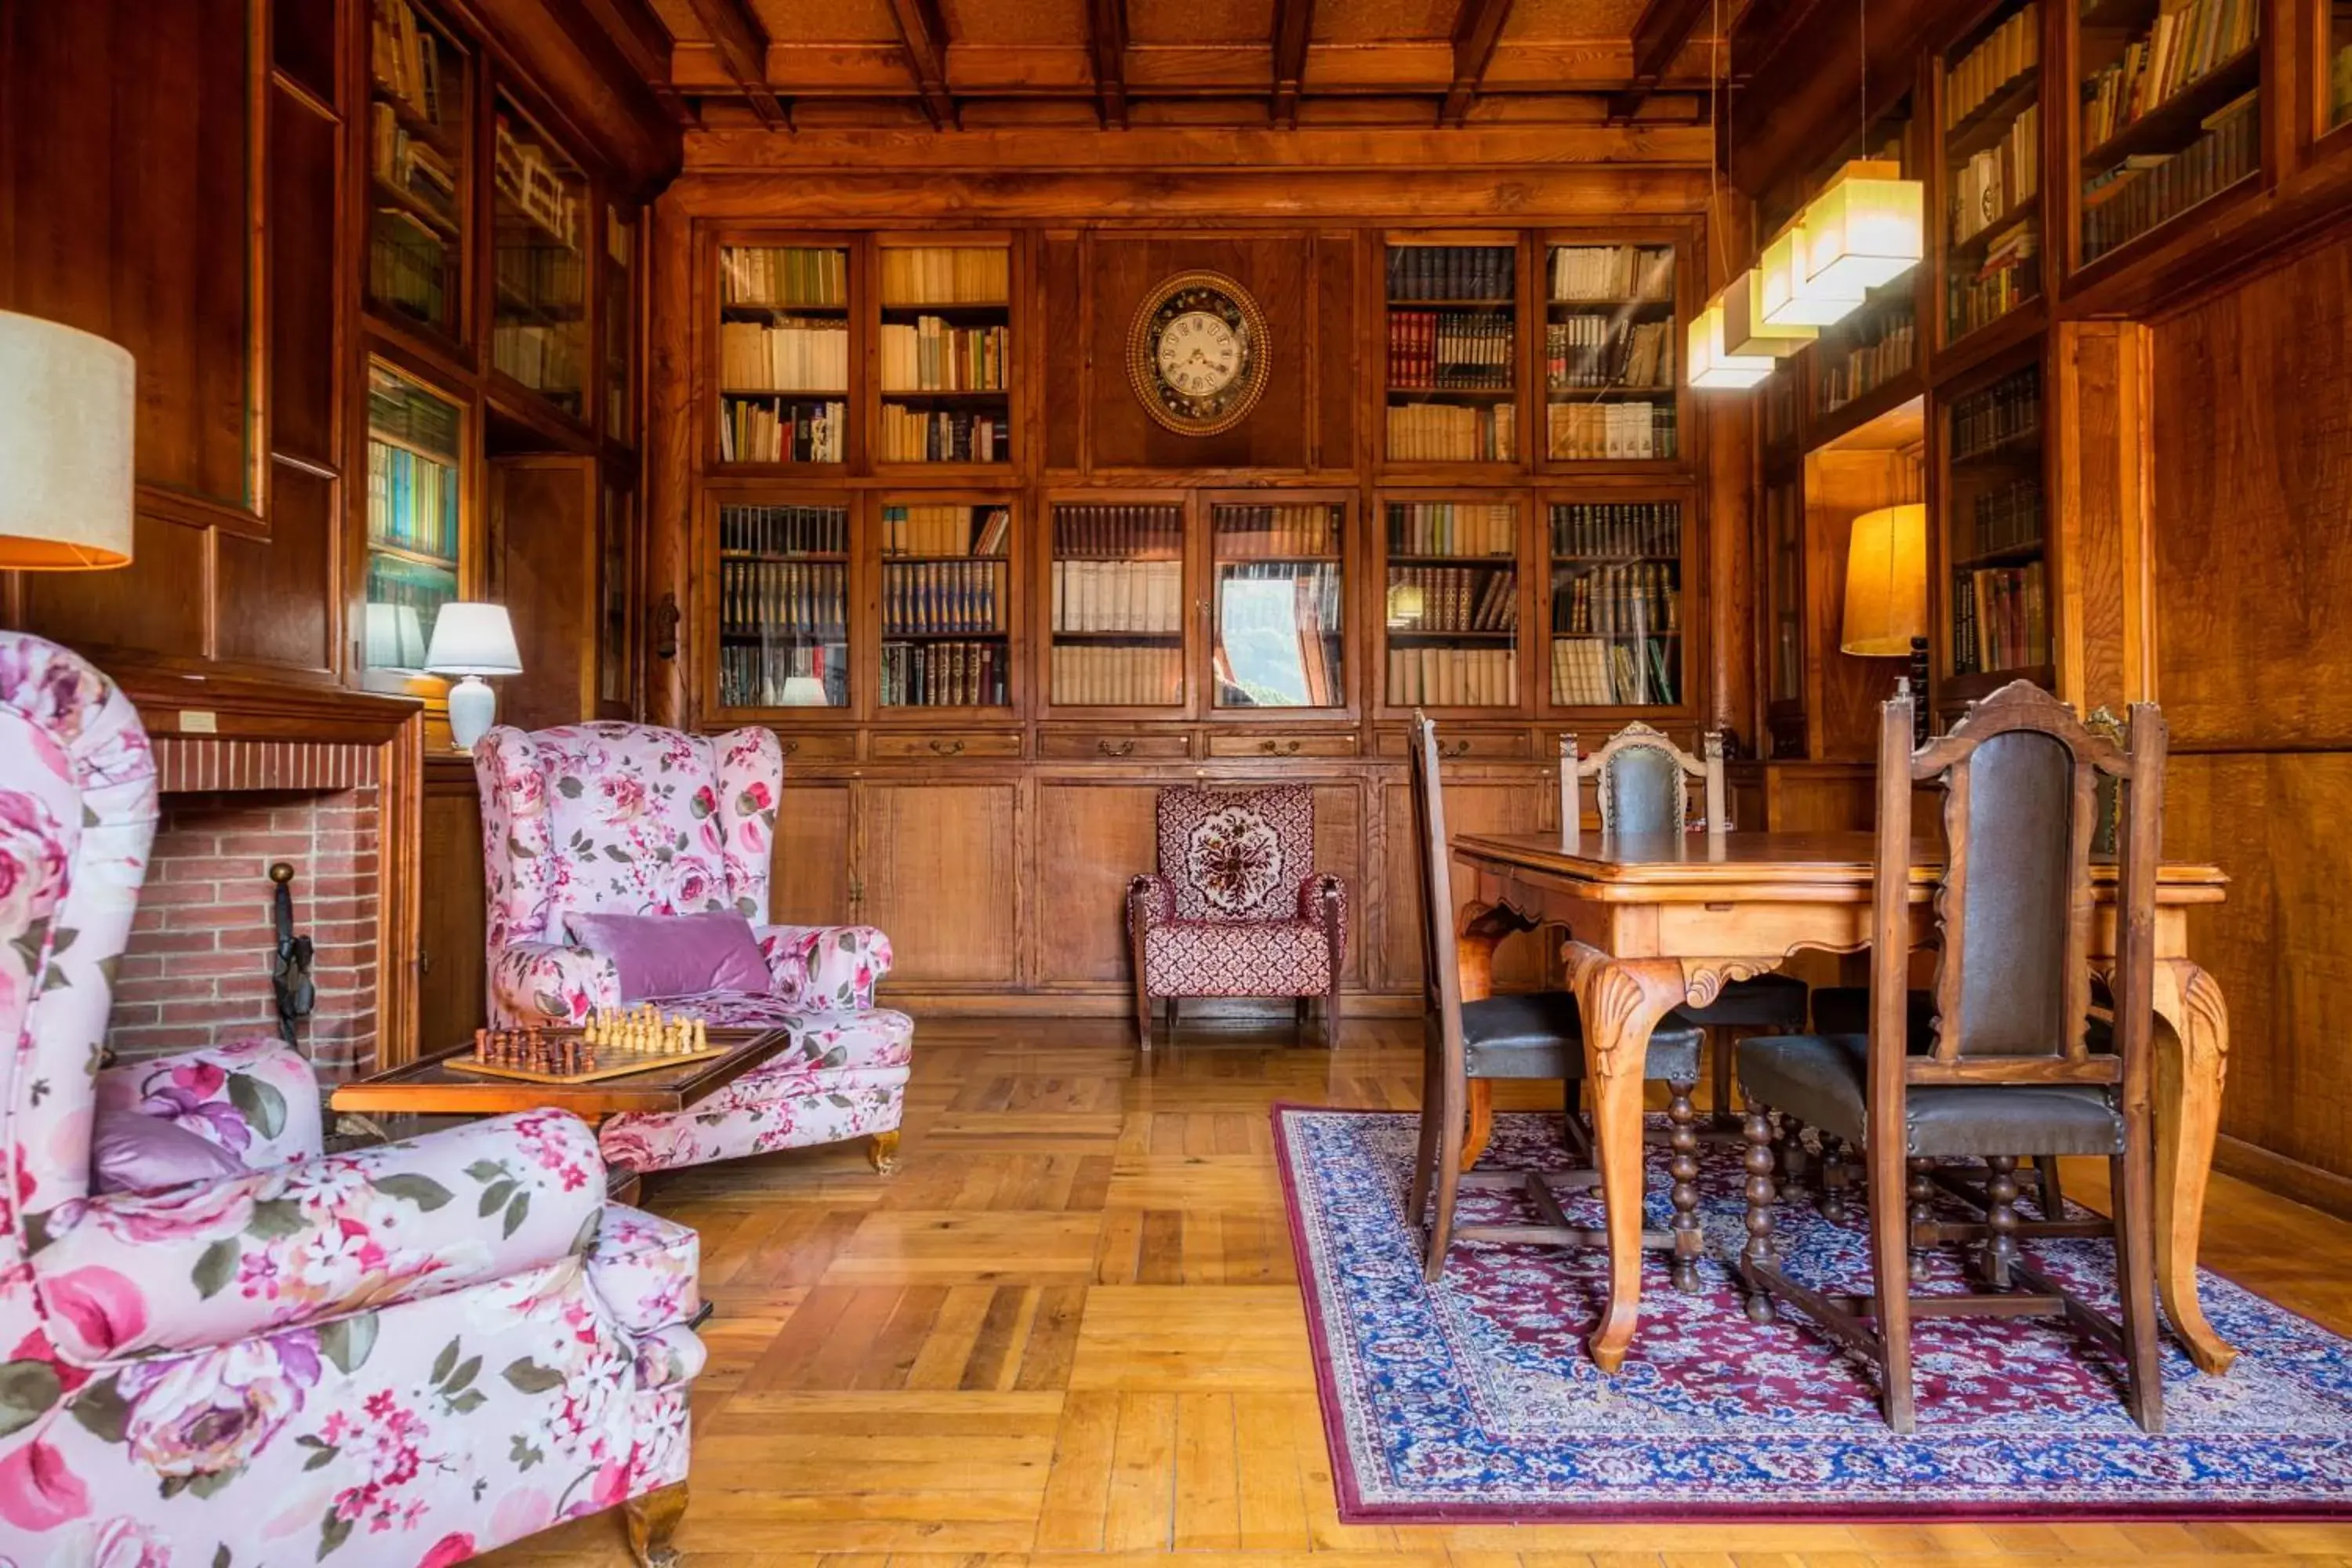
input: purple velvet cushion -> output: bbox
[92,1109,247,1194]
[566,910,775,1001]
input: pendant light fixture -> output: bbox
[1758,217,1864,327]
[1688,296,1775,389]
[1795,0,1924,297]
[1722,265,1816,358]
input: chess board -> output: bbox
[446,1033,733,1085]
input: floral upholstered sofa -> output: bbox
[0,631,704,1565]
[475,722,912,1174]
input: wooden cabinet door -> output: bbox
[858,782,1022,986]
[1035,781,1162,986]
[1377,770,1552,995]
[770,781,856,927]
[418,771,488,1048]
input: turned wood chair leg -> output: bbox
[2034,1153,2067,1219]
[1710,1027,1740,1131]
[1666,1080,1703,1293]
[1817,1134,1853,1225]
[1740,1105,1780,1324]
[1905,1156,1938,1247]
[867,1130,900,1174]
[624,1480,688,1568]
[1981,1154,2021,1288]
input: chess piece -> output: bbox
[474,1027,488,1062]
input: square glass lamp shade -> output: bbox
[1802,161,1925,295]
[1722,268,1816,359]
[1686,299,1773,390]
[1759,223,1864,328]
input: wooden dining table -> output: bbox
[1448,828,2234,1379]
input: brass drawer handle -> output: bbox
[1098,739,1136,757]
[1440,740,1472,759]
[780,739,801,756]
[928,738,966,757]
[1260,739,1302,756]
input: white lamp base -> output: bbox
[447,675,498,751]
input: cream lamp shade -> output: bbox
[1686,297,1773,390]
[779,675,831,707]
[0,310,136,569]
[1759,221,1864,329]
[1722,267,1817,359]
[423,602,524,676]
[1802,159,1925,295]
[1840,503,1929,656]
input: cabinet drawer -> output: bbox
[1205,731,1359,759]
[868,730,1024,760]
[775,731,859,762]
[1373,728,1534,761]
[1038,729,1193,761]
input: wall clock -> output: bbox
[1126,270,1270,437]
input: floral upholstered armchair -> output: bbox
[475,722,912,1174]
[1126,785,1346,1049]
[0,632,704,1565]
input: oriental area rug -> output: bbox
[1275,1105,2352,1523]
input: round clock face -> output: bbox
[1127,272,1269,436]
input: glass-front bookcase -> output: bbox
[1384,242,1519,464]
[1544,500,1684,709]
[715,498,851,710]
[365,0,467,338]
[1381,499,1523,709]
[491,103,586,419]
[881,499,1014,709]
[2334,3,2352,132]
[1764,475,1806,754]
[877,240,1012,466]
[362,363,464,679]
[1048,500,1186,709]
[597,481,633,716]
[2075,0,2259,265]
[1942,0,2042,343]
[604,205,635,441]
[1542,242,1679,462]
[717,244,851,466]
[1211,498,1345,710]
[1944,358,2050,691]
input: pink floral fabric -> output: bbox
[1131,786,1345,1004]
[489,940,623,1028]
[757,924,893,1011]
[94,1035,325,1173]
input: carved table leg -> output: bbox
[2150,956,2235,1375]
[624,1479,688,1567]
[1454,901,1541,1172]
[868,1129,902,1175]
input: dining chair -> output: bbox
[1562,723,1810,1131]
[1407,713,1711,1290]
[1733,681,2169,1434]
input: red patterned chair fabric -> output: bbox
[1125,786,1346,1046]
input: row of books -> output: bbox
[1552,564,1680,637]
[882,561,1007,635]
[1052,560,1185,633]
[496,243,584,313]
[492,121,579,251]
[370,0,446,125]
[1952,103,2042,244]
[1215,505,1340,558]
[883,641,1009,707]
[367,442,459,562]
[1551,637,1679,706]
[1951,364,2042,460]
[1054,506,1182,559]
[1951,560,2050,674]
[1969,477,2045,558]
[1388,503,1515,558]
[368,103,457,223]
[2336,40,2352,125]
[1947,2,2041,129]
[723,247,848,310]
[370,213,451,328]
[884,504,1011,557]
[1817,314,1918,412]
[368,368,459,454]
[2082,91,2257,260]
[877,408,1007,463]
[880,247,1009,307]
[1386,566,1519,633]
[718,643,848,709]
[717,397,845,463]
[720,505,851,557]
[1547,245,1675,303]
[1545,318,1672,390]
[1552,503,1682,560]
[718,562,848,637]
[1949,222,2039,339]
[492,325,581,398]
[1052,645,1182,706]
[1388,311,1514,390]
[880,319,1007,392]
[1387,246,1515,301]
[1386,648,1519,707]
[1213,566,1344,708]
[720,320,850,393]
[2080,0,2259,154]
[1545,402,1676,462]
[1387,404,1516,462]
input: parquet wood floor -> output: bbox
[489,1017,2352,1568]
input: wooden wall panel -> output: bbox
[771,782,855,925]
[24,515,212,661]
[1035,782,1162,986]
[1315,232,1359,471]
[2055,321,2152,716]
[1312,782,1367,989]
[219,466,336,670]
[418,773,489,1048]
[861,782,1022,985]
[1378,772,1552,996]
[490,459,599,733]
[268,85,341,474]
[1040,234,1086,472]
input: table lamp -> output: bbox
[779,674,829,707]
[0,310,136,569]
[1841,503,1929,744]
[425,602,523,750]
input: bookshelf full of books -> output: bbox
[1051,503,1187,708]
[1944,361,2052,684]
[1212,501,1346,710]
[882,501,1015,709]
[362,364,464,676]
[367,0,468,337]
[491,106,586,418]
[1544,503,1684,709]
[716,502,852,710]
[2334,3,2352,130]
[1943,2,2044,342]
[1541,243,1679,463]
[878,242,1013,466]
[719,245,852,466]
[1382,500,1523,708]
[2075,0,2261,264]
[604,207,635,441]
[1385,244,1519,464]
[1764,478,1805,717]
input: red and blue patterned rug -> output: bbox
[1276,1105,2352,1523]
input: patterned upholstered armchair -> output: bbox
[0,632,703,1565]
[1126,785,1346,1049]
[476,721,912,1174]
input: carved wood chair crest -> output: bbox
[1559,721,1728,851]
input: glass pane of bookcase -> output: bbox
[1944,1,2042,341]
[492,105,586,419]
[366,0,466,336]
[717,503,850,709]
[604,206,635,441]
[362,365,462,677]
[1766,480,1803,709]
[1542,245,1677,461]
[597,483,631,710]
[718,245,850,465]
[2077,0,2259,264]
[1385,245,1518,463]
[2334,4,2352,130]
[1947,364,2049,681]
[1051,503,1185,707]
[1212,502,1343,710]
[1384,501,1520,707]
[1548,503,1682,707]
[882,502,1013,708]
[879,245,1011,465]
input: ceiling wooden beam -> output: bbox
[885,0,960,129]
[1088,0,1130,129]
[679,0,786,126]
[1438,0,1514,127]
[1270,0,1314,129]
[1610,0,1711,118]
